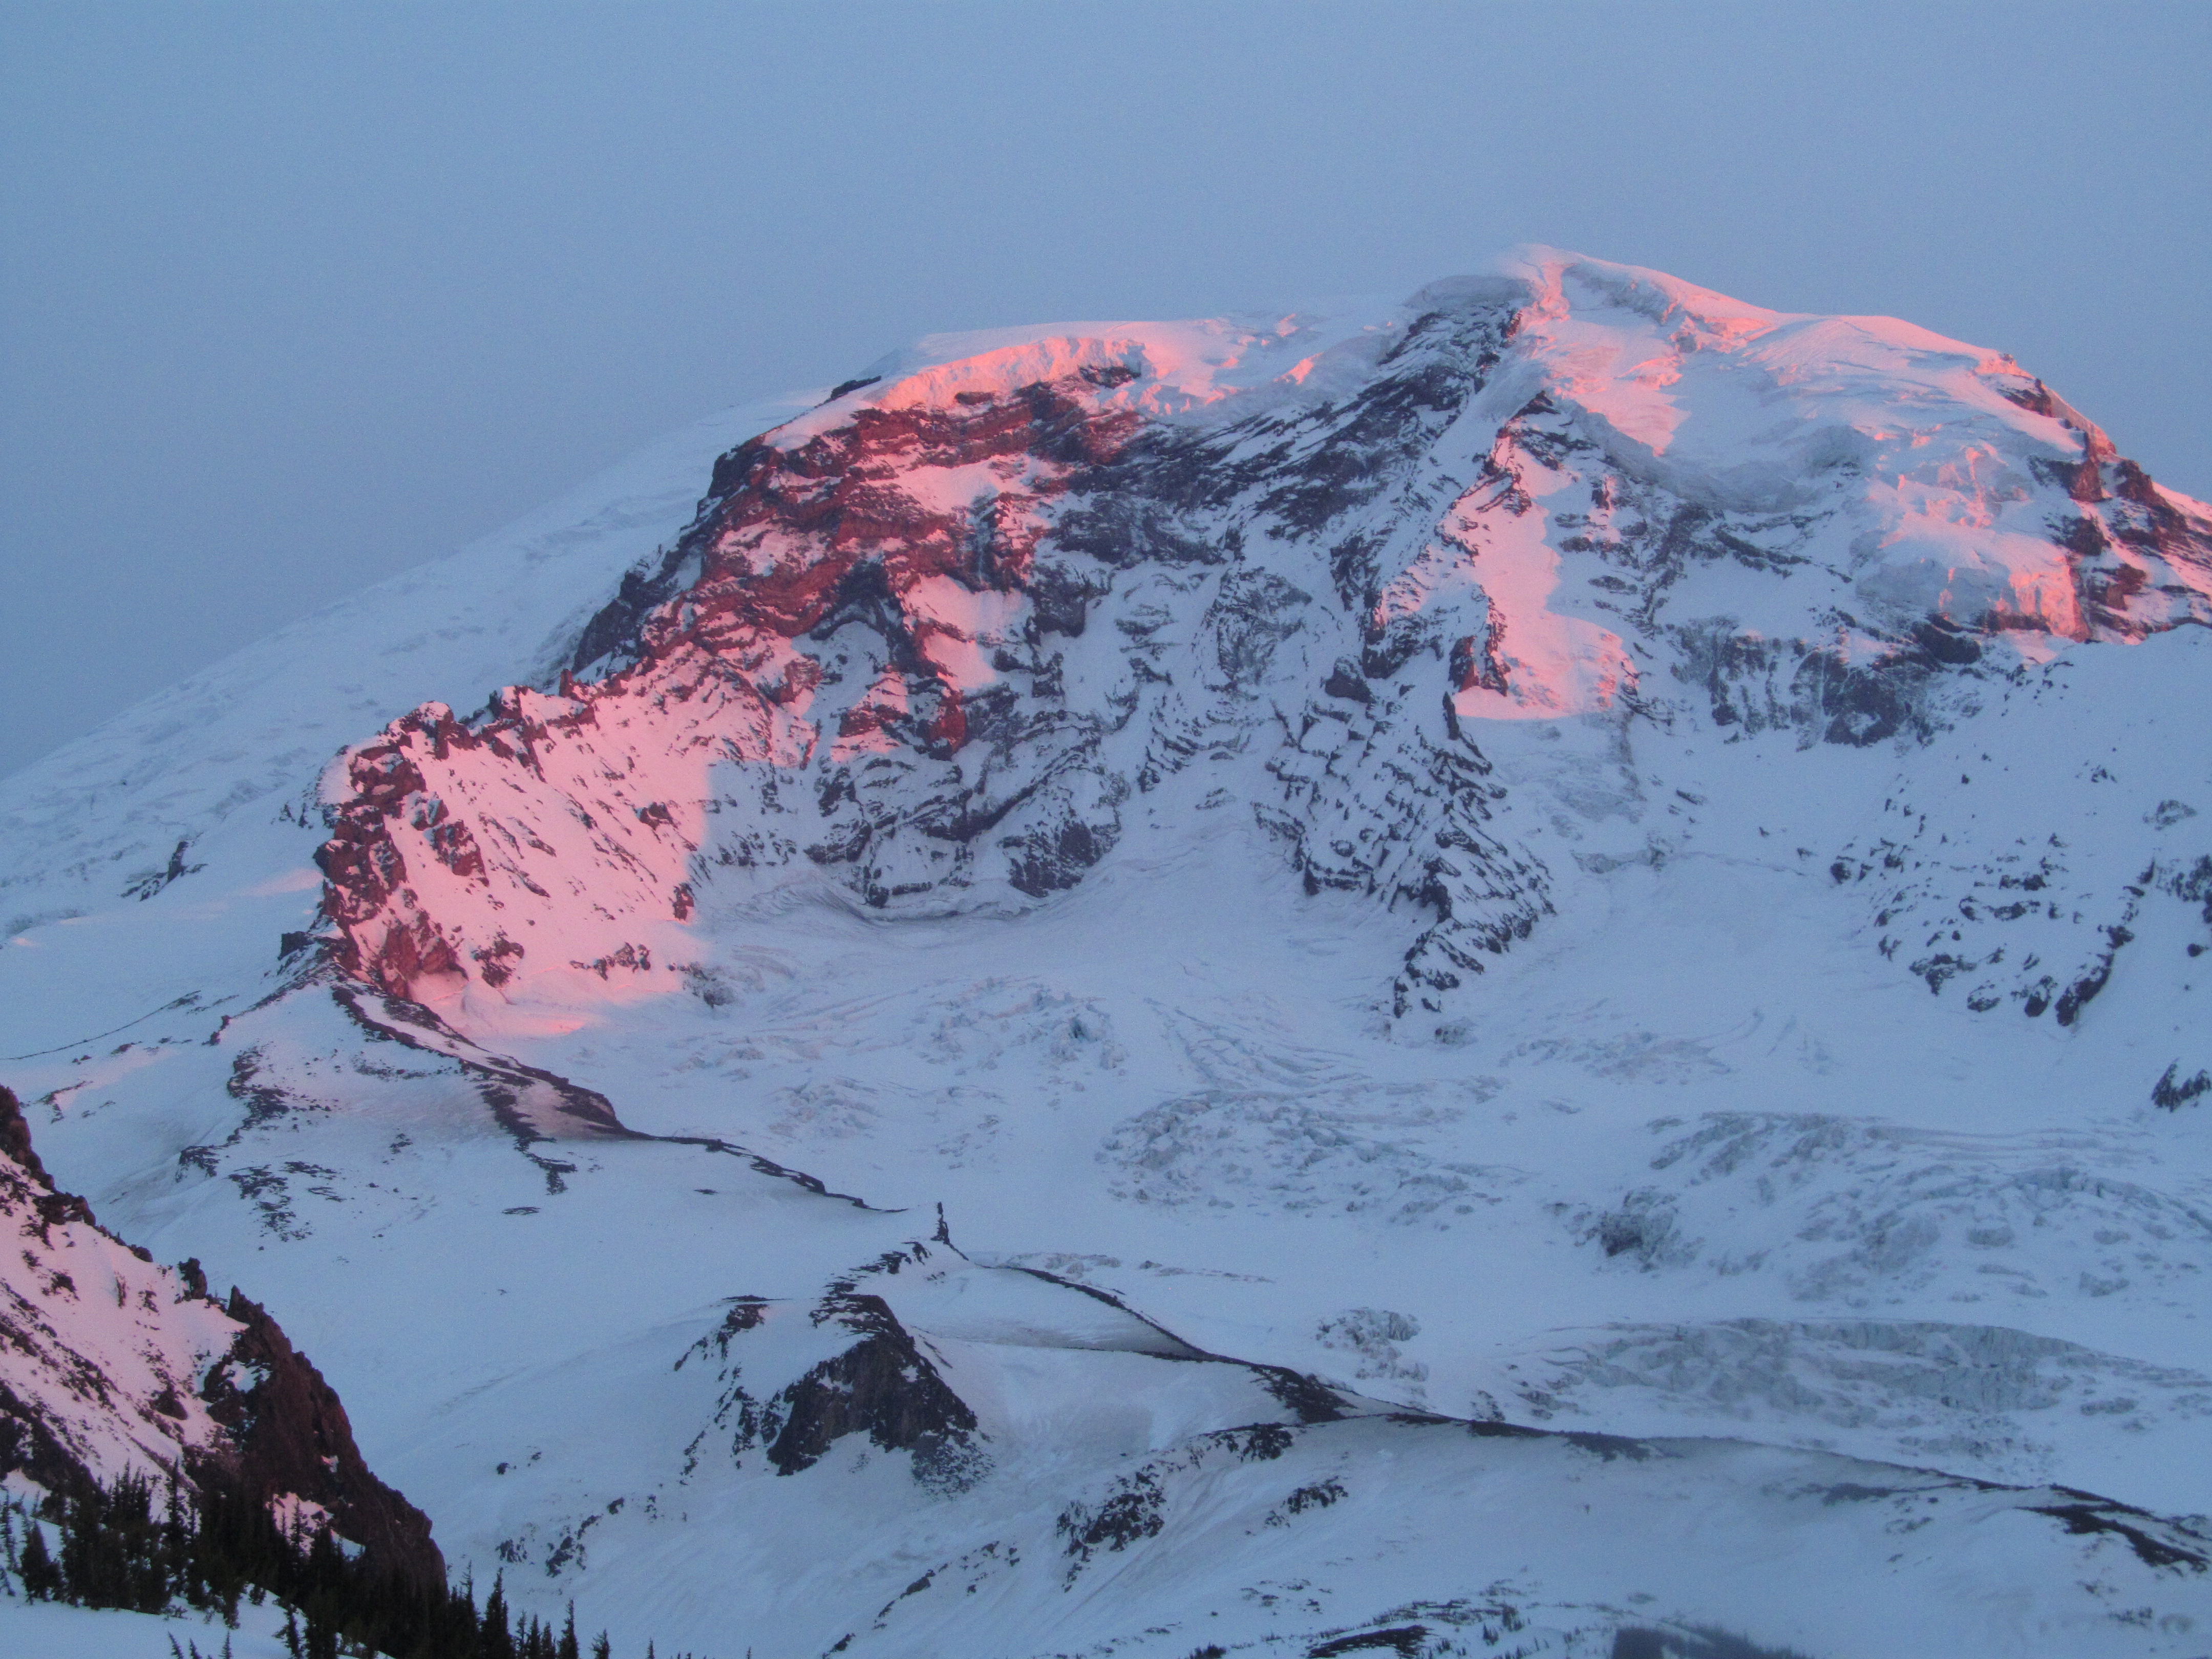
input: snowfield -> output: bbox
[3,248,2210,1657]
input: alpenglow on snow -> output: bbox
[3,248,2210,1659]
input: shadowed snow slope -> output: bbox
[3,249,2211,1657]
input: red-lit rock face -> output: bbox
[317,371,1148,1013]
[316,256,2212,1024]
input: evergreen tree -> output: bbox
[19,1521,59,1600]
[0,1463,706,1659]
[479,1570,517,1659]
[305,1600,340,1659]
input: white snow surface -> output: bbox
[2,250,2210,1658]
[0,1592,296,1658]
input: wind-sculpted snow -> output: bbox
[6,249,2212,1654]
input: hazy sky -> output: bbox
[3,1,2207,780]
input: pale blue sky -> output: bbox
[4,1,2207,778]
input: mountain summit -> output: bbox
[310,250,2210,1034]
[3,251,2210,1657]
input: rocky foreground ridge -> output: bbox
[0,1087,441,1586]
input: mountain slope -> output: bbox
[2,249,2209,1657]
[0,1087,441,1585]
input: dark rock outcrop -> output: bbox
[755,1292,981,1479]
[198,1288,443,1584]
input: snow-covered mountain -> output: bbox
[3,247,2210,1657]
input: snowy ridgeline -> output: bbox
[1,249,2210,1657]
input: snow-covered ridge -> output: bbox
[0,1087,440,1585]
[0,390,818,930]
[0,1087,244,1495]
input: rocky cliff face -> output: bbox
[0,1087,441,1587]
[313,252,2212,1030]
